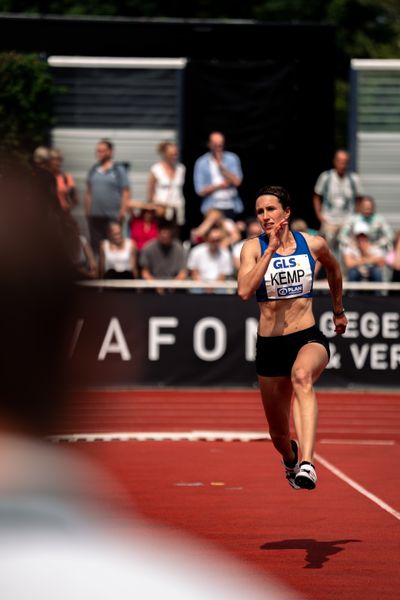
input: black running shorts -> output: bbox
[255,325,330,377]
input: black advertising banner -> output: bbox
[71,289,400,388]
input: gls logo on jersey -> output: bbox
[265,253,312,300]
[272,257,297,269]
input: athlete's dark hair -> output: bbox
[256,186,291,210]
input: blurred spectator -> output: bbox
[0,163,301,600]
[63,214,97,280]
[31,145,60,212]
[32,145,51,169]
[49,147,79,212]
[147,141,186,227]
[187,227,233,293]
[386,230,400,283]
[194,131,243,220]
[75,234,98,280]
[313,149,362,252]
[291,218,323,279]
[85,139,130,254]
[140,220,187,289]
[191,208,242,249]
[341,221,385,283]
[99,221,137,279]
[338,195,393,253]
[129,207,159,254]
[291,218,318,236]
[232,217,263,271]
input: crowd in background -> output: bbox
[31,134,400,291]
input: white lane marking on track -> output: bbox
[314,452,400,522]
[49,431,271,443]
[318,428,400,434]
[320,439,395,446]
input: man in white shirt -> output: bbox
[187,227,233,293]
[313,149,362,253]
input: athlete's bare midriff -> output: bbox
[257,297,315,337]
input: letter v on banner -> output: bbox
[350,343,369,369]
[98,318,131,361]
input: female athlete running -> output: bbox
[238,186,347,489]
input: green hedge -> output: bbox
[0,52,60,164]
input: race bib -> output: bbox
[264,254,313,299]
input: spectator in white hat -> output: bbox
[338,195,393,254]
[341,220,385,283]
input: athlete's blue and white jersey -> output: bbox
[256,230,315,302]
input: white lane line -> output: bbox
[320,439,395,446]
[314,452,400,522]
[49,431,271,443]
[318,428,400,434]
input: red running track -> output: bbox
[57,389,400,441]
[56,389,400,600]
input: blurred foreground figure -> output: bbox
[0,164,302,600]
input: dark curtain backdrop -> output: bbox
[182,57,334,232]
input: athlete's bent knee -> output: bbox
[291,366,313,392]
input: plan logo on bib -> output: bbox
[277,284,303,297]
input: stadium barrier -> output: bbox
[72,280,400,389]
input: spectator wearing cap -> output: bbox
[341,220,385,283]
[338,195,393,255]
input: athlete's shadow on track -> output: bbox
[260,539,361,569]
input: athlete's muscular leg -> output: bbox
[291,343,329,463]
[292,394,303,452]
[258,376,295,464]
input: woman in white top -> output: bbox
[99,221,137,279]
[147,141,186,226]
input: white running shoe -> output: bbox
[282,440,300,490]
[295,461,317,490]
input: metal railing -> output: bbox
[77,279,400,293]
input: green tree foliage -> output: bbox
[0,52,59,163]
[1,1,398,60]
